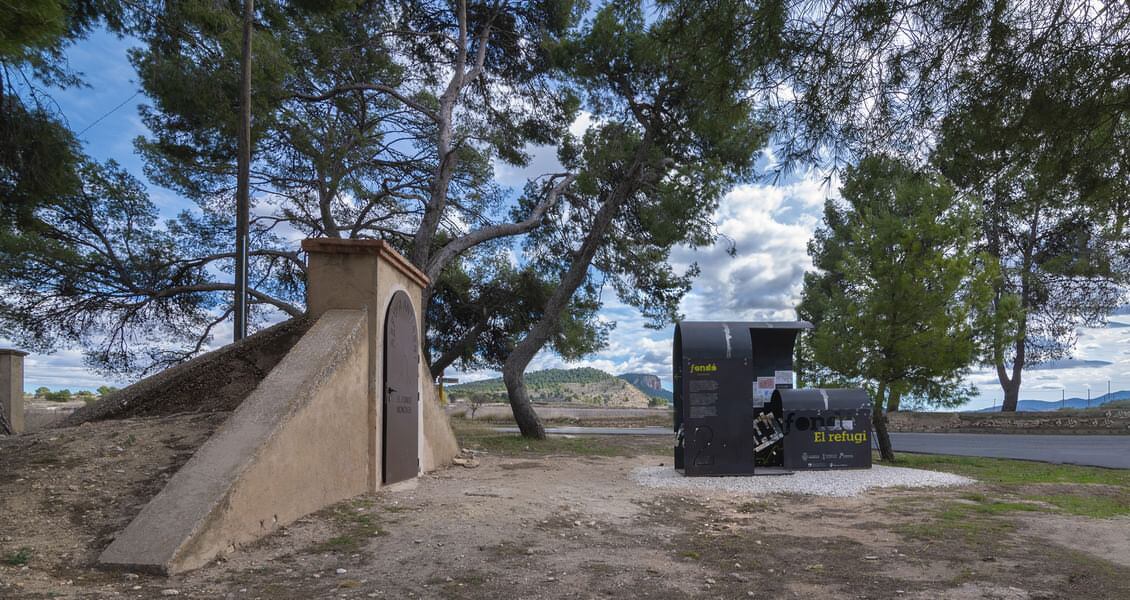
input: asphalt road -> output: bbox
[493,427,1130,469]
[886,432,1130,469]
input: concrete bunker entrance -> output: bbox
[94,238,459,574]
[383,290,419,485]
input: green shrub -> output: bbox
[4,547,32,566]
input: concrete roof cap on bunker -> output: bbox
[301,238,429,289]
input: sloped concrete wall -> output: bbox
[422,377,459,470]
[99,310,369,574]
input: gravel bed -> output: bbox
[631,465,973,497]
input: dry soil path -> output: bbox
[3,419,1130,599]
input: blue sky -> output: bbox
[9,28,1130,410]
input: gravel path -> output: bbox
[631,465,973,497]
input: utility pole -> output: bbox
[234,0,254,341]
[1061,388,1064,409]
[1087,387,1090,408]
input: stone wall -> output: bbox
[447,404,671,422]
[887,409,1130,434]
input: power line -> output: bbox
[76,90,142,137]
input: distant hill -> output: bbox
[973,390,1130,412]
[448,367,652,408]
[619,373,672,404]
[1027,359,1113,370]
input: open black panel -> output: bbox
[673,321,811,476]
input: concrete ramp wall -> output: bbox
[99,309,370,574]
[422,382,459,471]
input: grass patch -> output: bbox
[890,453,1130,518]
[735,500,773,514]
[888,453,1130,487]
[4,547,32,566]
[898,491,1050,542]
[898,501,1019,542]
[957,492,1045,515]
[311,498,386,554]
[382,504,411,513]
[453,420,668,458]
[1029,493,1130,518]
[585,562,616,575]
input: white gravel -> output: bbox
[630,465,973,497]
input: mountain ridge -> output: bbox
[618,373,672,403]
[448,367,652,407]
[972,390,1130,412]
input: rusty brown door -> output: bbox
[383,291,419,485]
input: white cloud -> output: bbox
[671,177,833,321]
[569,111,594,137]
[966,316,1130,409]
[492,112,594,188]
[450,175,837,391]
[5,346,126,392]
[492,144,563,188]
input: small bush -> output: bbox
[4,547,32,566]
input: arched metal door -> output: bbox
[383,291,419,484]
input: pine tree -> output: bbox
[799,156,990,460]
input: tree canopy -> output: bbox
[499,0,784,437]
[799,156,990,459]
[1,0,123,233]
[0,0,1125,420]
[779,0,1130,410]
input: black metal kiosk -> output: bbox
[673,321,872,476]
[673,321,810,475]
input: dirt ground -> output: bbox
[1,417,1129,599]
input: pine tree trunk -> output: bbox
[1001,381,1020,412]
[873,384,895,461]
[502,360,545,439]
[500,139,653,439]
[233,0,254,342]
[998,235,1033,412]
[997,347,1023,412]
[499,188,622,438]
